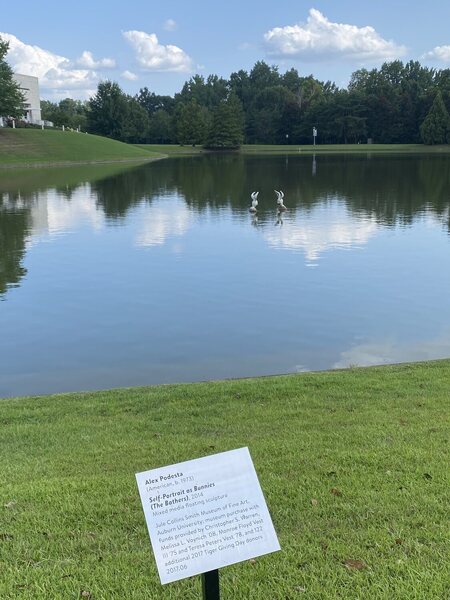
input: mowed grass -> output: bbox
[136,143,450,156]
[1,361,449,599]
[0,129,163,167]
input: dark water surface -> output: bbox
[1,154,449,397]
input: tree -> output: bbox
[420,90,450,144]
[88,81,129,139]
[120,96,150,143]
[0,36,24,118]
[41,98,88,129]
[148,109,174,143]
[136,87,175,116]
[205,94,244,149]
[175,100,210,145]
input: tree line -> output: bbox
[59,60,450,146]
[1,33,450,146]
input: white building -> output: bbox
[13,73,42,123]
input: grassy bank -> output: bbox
[1,360,449,599]
[0,129,163,168]
[136,143,450,157]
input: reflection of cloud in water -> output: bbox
[30,185,104,239]
[334,331,450,369]
[263,203,378,264]
[135,197,192,247]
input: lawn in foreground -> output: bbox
[1,361,449,599]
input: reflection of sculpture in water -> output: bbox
[251,214,259,227]
[275,190,287,211]
[249,191,259,213]
[275,213,284,227]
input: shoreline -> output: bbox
[2,356,449,401]
[2,141,450,170]
[0,154,167,170]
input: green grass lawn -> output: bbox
[135,143,450,157]
[1,361,449,599]
[0,129,164,167]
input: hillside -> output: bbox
[0,128,164,167]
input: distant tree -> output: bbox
[136,87,175,116]
[0,36,24,118]
[42,98,88,129]
[176,74,228,111]
[148,109,174,143]
[120,96,150,143]
[229,69,251,108]
[420,90,450,144]
[249,61,281,92]
[176,100,210,145]
[40,100,58,123]
[88,81,129,139]
[205,94,244,149]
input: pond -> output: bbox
[1,153,449,397]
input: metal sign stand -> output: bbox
[202,569,220,600]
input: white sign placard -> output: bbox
[136,447,280,584]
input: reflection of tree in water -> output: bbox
[91,167,164,219]
[0,194,30,297]
[1,154,449,297]
[86,154,450,231]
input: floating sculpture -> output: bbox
[249,191,259,213]
[275,190,287,211]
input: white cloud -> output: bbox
[74,50,115,69]
[0,32,101,98]
[122,70,138,81]
[123,30,192,72]
[422,45,450,63]
[163,19,177,32]
[264,9,406,62]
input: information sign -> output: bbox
[136,448,280,584]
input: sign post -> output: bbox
[202,569,220,599]
[136,448,280,594]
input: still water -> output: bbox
[1,154,449,397]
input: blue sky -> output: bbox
[2,1,450,100]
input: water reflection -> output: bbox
[334,330,450,369]
[0,154,449,396]
[135,197,193,247]
[31,186,104,238]
[1,154,449,298]
[262,201,378,265]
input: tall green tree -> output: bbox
[136,87,175,116]
[88,81,129,139]
[148,109,174,143]
[120,96,150,143]
[175,100,210,145]
[205,94,244,149]
[0,37,24,118]
[420,90,450,144]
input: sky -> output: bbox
[2,0,450,101]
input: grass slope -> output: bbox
[1,361,449,599]
[0,129,163,167]
[135,143,450,157]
